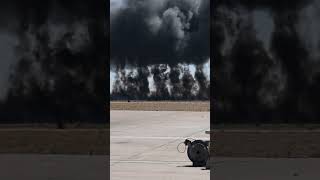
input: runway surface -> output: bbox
[0,154,108,180]
[1,110,319,180]
[110,110,210,180]
[212,157,320,180]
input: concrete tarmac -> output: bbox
[212,157,320,180]
[0,154,108,180]
[1,110,319,180]
[110,110,210,180]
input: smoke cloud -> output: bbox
[110,0,210,100]
[110,61,210,100]
[213,0,320,123]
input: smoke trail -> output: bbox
[151,64,170,100]
[169,65,183,99]
[195,64,210,100]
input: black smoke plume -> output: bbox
[110,63,210,100]
[213,0,320,123]
[151,64,170,100]
[0,0,108,125]
[169,65,183,99]
[195,64,210,100]
[110,0,210,100]
[111,65,150,100]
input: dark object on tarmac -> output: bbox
[184,139,209,167]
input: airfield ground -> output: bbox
[211,157,320,180]
[110,101,210,111]
[110,110,210,180]
[0,128,108,154]
[1,101,320,179]
[110,101,320,179]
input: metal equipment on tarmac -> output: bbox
[183,139,210,167]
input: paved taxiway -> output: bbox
[110,110,210,180]
[0,154,108,180]
[211,157,320,180]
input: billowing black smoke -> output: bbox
[110,0,210,100]
[195,64,210,100]
[213,0,320,123]
[110,63,210,100]
[112,65,151,100]
[0,0,108,125]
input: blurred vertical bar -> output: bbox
[0,0,109,179]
